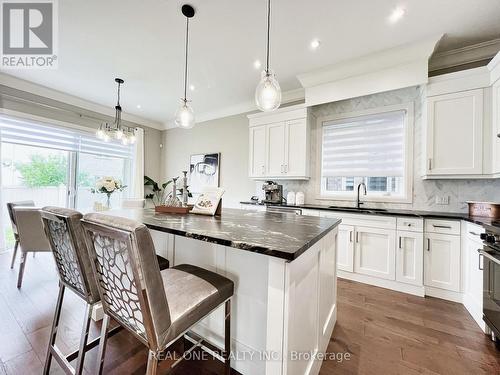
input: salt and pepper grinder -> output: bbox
[182,170,189,206]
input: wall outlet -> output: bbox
[435,195,449,205]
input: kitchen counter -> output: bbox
[240,201,500,230]
[105,207,339,375]
[106,208,340,261]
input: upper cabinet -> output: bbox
[248,105,311,180]
[423,58,500,179]
[426,89,484,176]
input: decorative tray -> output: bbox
[154,205,193,214]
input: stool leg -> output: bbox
[224,299,231,375]
[146,350,158,375]
[10,240,19,269]
[74,302,92,375]
[43,284,66,375]
[96,314,110,375]
[17,252,27,288]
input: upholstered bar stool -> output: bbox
[40,207,120,375]
[6,200,35,270]
[81,213,234,375]
[10,205,52,288]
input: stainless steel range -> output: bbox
[479,225,500,343]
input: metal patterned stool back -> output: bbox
[82,213,233,375]
[41,207,112,375]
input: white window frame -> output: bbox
[315,103,414,204]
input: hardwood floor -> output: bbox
[1,250,498,374]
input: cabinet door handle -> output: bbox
[261,165,265,175]
[433,224,452,229]
[479,252,483,271]
[284,164,288,173]
[356,232,359,243]
[428,158,432,170]
[398,236,402,249]
[469,231,480,236]
[427,238,430,251]
[349,231,352,243]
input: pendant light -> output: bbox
[96,78,136,144]
[175,4,196,129]
[255,0,281,112]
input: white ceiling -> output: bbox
[2,0,500,128]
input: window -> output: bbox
[320,108,411,201]
[0,113,133,250]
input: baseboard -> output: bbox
[338,271,425,297]
[424,286,463,303]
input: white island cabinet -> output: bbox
[148,222,338,375]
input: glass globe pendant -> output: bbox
[255,0,281,112]
[175,99,195,129]
[175,5,196,129]
[255,69,281,112]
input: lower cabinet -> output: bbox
[354,226,396,280]
[424,232,461,292]
[396,230,424,286]
[337,224,354,272]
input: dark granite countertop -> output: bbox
[106,208,341,261]
[240,201,500,230]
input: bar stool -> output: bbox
[40,207,118,375]
[81,213,234,375]
[6,200,35,270]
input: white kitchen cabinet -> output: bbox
[424,232,461,292]
[337,224,354,272]
[426,89,484,176]
[248,105,310,179]
[463,223,485,331]
[284,118,309,177]
[266,122,286,176]
[396,230,423,286]
[354,226,396,280]
[249,125,267,177]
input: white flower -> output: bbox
[104,181,115,192]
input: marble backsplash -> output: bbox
[254,86,500,213]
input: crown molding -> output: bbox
[163,88,305,130]
[429,38,500,72]
[0,73,164,130]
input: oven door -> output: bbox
[480,247,500,336]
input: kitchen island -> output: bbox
[106,208,340,375]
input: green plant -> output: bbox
[14,154,94,188]
[144,176,192,206]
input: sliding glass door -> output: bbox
[0,113,134,252]
[0,143,70,250]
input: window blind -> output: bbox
[322,110,405,178]
[0,114,132,159]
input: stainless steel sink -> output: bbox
[327,206,389,213]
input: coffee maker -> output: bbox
[262,181,283,204]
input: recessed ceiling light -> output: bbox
[253,60,262,69]
[388,7,406,24]
[136,104,142,109]
[189,84,195,91]
[310,39,321,50]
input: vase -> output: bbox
[105,193,112,209]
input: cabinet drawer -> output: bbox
[425,219,461,235]
[397,217,423,232]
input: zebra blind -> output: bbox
[321,110,406,178]
[0,114,132,159]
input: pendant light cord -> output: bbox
[183,17,190,101]
[266,0,270,73]
[116,81,121,107]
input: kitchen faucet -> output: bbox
[356,182,367,208]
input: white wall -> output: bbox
[161,113,255,208]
